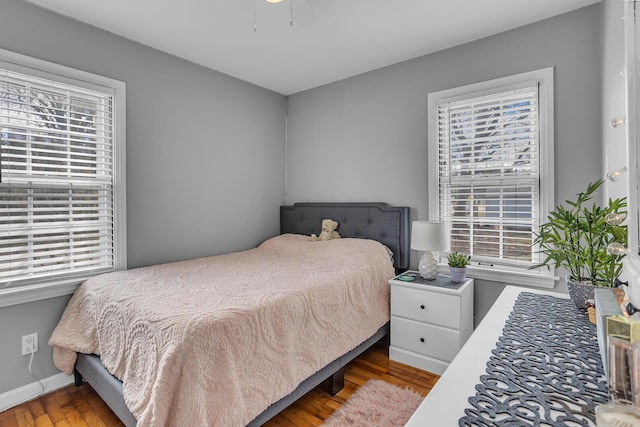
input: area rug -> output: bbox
[322,380,424,427]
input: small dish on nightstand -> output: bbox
[398,272,418,281]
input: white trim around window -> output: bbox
[0,48,126,307]
[428,68,555,288]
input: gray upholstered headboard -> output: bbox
[280,202,410,271]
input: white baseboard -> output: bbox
[0,372,74,412]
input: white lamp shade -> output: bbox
[411,221,448,251]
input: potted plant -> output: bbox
[448,252,471,283]
[531,179,628,309]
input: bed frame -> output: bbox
[73,202,410,427]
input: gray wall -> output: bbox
[0,0,285,393]
[285,4,603,322]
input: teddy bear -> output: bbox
[311,219,341,241]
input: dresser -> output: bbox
[406,286,608,426]
[388,272,474,375]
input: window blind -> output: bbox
[437,85,540,266]
[0,69,115,287]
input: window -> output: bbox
[428,68,554,287]
[0,49,126,306]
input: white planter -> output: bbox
[450,267,467,283]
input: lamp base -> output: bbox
[418,251,439,280]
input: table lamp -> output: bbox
[411,221,448,280]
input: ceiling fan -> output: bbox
[253,0,317,31]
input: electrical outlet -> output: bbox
[21,333,38,356]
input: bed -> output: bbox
[49,202,410,427]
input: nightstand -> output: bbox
[389,271,474,375]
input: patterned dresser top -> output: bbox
[406,287,610,427]
[459,292,608,426]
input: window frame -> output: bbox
[428,68,555,288]
[0,48,126,307]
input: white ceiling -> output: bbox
[23,0,600,95]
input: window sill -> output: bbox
[0,278,84,308]
[440,265,558,289]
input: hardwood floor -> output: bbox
[0,382,124,427]
[264,342,439,427]
[0,342,439,427]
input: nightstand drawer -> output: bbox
[391,286,461,329]
[391,317,460,362]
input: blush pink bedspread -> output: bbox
[49,234,394,427]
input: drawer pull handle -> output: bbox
[420,338,425,343]
[420,304,425,310]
